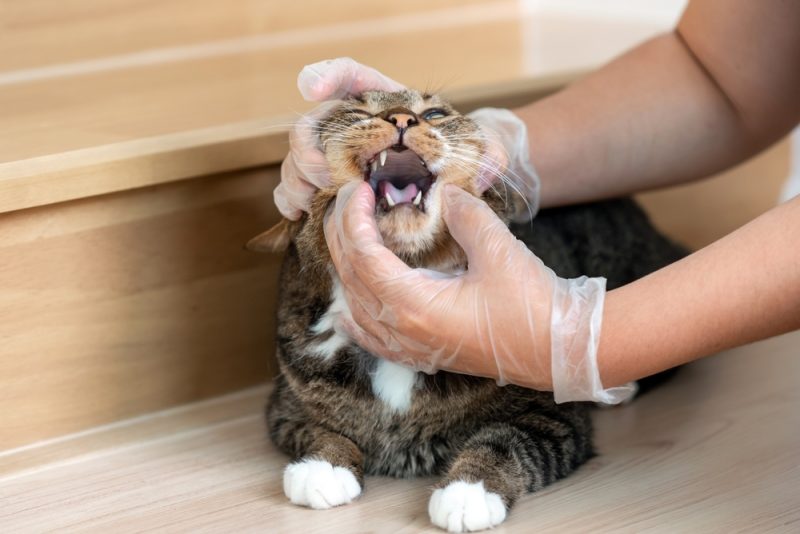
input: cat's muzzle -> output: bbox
[365,145,434,213]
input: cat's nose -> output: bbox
[387,112,418,130]
[383,108,419,130]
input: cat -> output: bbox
[250,89,686,532]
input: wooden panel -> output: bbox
[0,135,789,453]
[0,0,684,215]
[1,331,798,531]
[0,72,576,216]
[0,1,532,213]
[0,1,531,163]
[0,167,284,451]
[0,0,496,70]
[637,137,791,249]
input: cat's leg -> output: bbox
[429,414,592,532]
[268,386,364,509]
[282,430,364,510]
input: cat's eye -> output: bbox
[422,108,448,121]
[345,109,373,119]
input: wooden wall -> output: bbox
[1,138,789,452]
[0,168,283,451]
[0,0,789,451]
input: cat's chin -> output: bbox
[376,184,444,260]
[375,199,468,272]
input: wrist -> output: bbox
[550,276,635,404]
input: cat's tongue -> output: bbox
[379,181,419,205]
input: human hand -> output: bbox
[274,59,535,220]
[274,58,404,220]
[324,181,634,404]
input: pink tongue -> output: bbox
[380,181,419,204]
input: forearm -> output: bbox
[597,196,800,387]
[517,1,800,208]
[518,33,751,207]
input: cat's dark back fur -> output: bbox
[267,198,685,499]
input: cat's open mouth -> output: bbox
[365,145,435,213]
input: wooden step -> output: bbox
[0,0,688,214]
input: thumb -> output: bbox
[298,57,405,102]
[442,185,516,274]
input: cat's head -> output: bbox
[250,90,507,271]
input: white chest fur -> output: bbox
[309,276,419,413]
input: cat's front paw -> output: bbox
[283,459,362,509]
[429,481,507,532]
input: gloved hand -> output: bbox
[468,108,541,222]
[325,181,635,404]
[275,58,404,220]
[274,58,541,220]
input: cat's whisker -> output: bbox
[441,150,536,221]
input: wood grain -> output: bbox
[0,0,496,70]
[0,133,789,453]
[0,72,575,215]
[1,331,797,532]
[0,167,283,451]
[0,0,684,214]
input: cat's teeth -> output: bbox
[420,159,426,166]
[379,150,388,167]
[385,194,396,208]
[371,160,378,173]
[413,191,422,206]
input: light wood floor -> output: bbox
[2,331,798,533]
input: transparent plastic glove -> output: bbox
[324,181,635,404]
[274,58,405,220]
[468,108,541,222]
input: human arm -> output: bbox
[326,182,800,399]
[290,0,800,402]
[521,0,800,208]
[325,181,633,402]
[599,194,800,387]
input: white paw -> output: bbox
[283,459,361,509]
[429,480,507,532]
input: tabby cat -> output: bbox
[251,90,685,532]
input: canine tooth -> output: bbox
[386,195,396,208]
[380,150,388,166]
[413,191,422,206]
[420,159,426,166]
[371,160,378,173]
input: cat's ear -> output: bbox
[246,218,299,253]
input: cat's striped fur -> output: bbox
[262,90,685,530]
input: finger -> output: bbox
[339,295,394,350]
[297,57,405,102]
[333,182,414,288]
[290,114,333,189]
[442,185,515,273]
[338,312,425,371]
[324,205,385,319]
[475,139,506,194]
[273,183,302,221]
[338,316,412,366]
[275,156,319,218]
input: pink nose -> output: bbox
[387,112,418,130]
